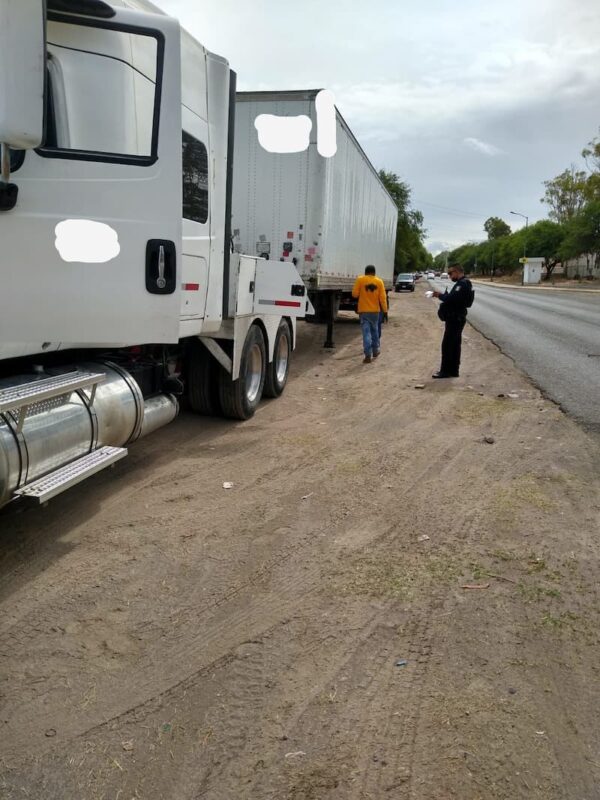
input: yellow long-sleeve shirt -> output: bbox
[352,274,388,314]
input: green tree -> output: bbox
[433,251,449,270]
[541,165,588,223]
[483,232,522,275]
[525,220,564,280]
[482,217,511,276]
[379,169,411,211]
[483,216,511,240]
[561,200,600,274]
[448,242,479,273]
[582,130,600,174]
[378,169,429,274]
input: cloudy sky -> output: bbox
[158,0,600,254]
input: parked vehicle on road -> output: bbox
[440,272,449,280]
[395,273,416,292]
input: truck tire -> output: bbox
[263,319,291,398]
[219,324,266,420]
[187,340,221,415]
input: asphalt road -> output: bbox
[429,279,600,432]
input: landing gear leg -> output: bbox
[323,291,338,349]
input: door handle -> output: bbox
[156,245,167,290]
[146,240,176,295]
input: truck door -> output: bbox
[0,7,182,346]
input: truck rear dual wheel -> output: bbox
[263,320,291,398]
[219,324,266,420]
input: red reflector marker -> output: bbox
[274,300,301,308]
[182,283,200,291]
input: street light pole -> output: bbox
[510,210,528,285]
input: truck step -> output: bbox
[0,371,106,415]
[15,446,127,504]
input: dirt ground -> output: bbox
[1,288,600,800]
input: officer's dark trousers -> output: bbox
[440,317,466,376]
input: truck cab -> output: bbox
[0,0,312,510]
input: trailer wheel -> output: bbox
[263,319,291,398]
[187,340,221,415]
[219,324,266,420]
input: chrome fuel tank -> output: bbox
[0,362,178,508]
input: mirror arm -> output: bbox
[0,143,18,212]
[1,143,10,184]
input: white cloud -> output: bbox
[464,137,503,157]
[333,36,600,143]
[157,0,600,251]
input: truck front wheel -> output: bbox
[263,320,291,398]
[219,325,266,420]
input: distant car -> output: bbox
[394,273,416,292]
[440,272,449,280]
[426,271,435,280]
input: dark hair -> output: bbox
[450,264,464,273]
[365,265,376,275]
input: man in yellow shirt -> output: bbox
[352,265,389,363]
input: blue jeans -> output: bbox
[360,312,380,357]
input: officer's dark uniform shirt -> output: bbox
[438,277,473,319]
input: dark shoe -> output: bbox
[372,351,380,359]
[432,371,453,379]
[363,356,372,364]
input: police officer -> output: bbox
[432,265,474,378]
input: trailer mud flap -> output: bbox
[253,260,314,318]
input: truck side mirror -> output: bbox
[0,0,46,151]
[0,0,46,209]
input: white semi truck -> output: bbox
[232,90,398,345]
[0,0,314,509]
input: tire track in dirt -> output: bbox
[3,297,600,799]
[0,396,500,766]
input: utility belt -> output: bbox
[438,305,467,323]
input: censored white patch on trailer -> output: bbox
[54,219,121,263]
[254,113,312,154]
[254,90,337,157]
[315,90,337,157]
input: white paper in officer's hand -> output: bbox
[425,290,434,298]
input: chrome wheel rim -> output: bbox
[245,343,263,403]
[275,333,289,385]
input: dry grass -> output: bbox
[452,394,515,423]
[491,476,556,527]
[332,552,461,600]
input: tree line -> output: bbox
[433,130,600,279]
[378,170,433,274]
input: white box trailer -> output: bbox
[0,0,314,510]
[232,90,398,332]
